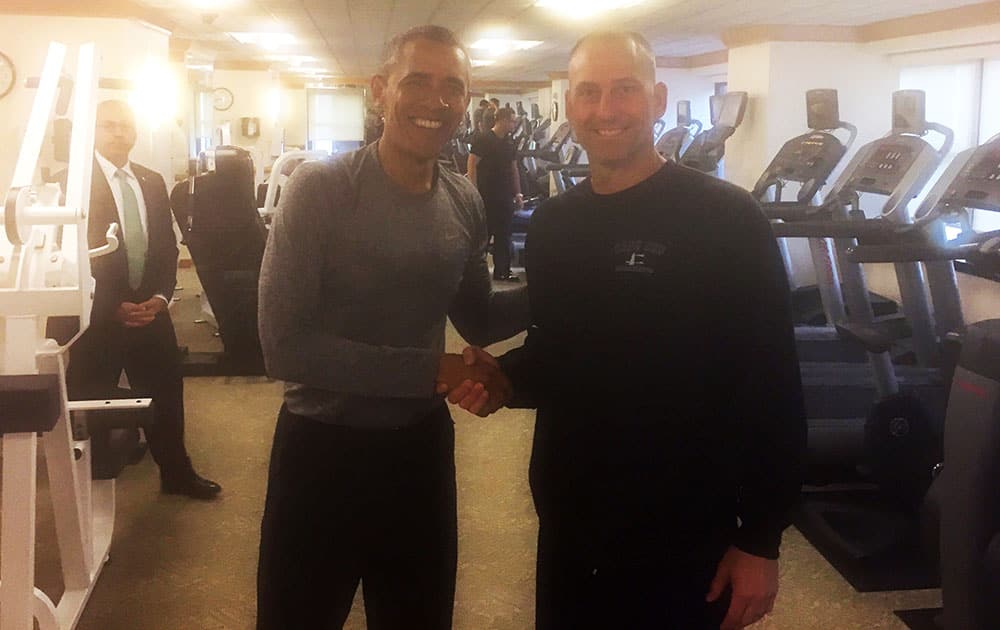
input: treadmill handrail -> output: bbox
[761,200,838,222]
[926,122,955,159]
[840,121,858,153]
[770,217,907,239]
[846,230,1000,263]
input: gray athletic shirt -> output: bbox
[258,142,529,427]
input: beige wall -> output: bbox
[725,40,900,288]
[723,42,773,191]
[0,15,171,190]
[655,67,719,131]
[210,70,305,170]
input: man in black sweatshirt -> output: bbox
[447,31,806,629]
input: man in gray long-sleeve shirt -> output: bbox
[256,25,528,630]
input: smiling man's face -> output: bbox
[566,35,666,168]
[372,37,471,162]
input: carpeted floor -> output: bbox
[15,264,970,629]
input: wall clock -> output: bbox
[212,86,234,111]
[0,51,16,100]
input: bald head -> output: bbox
[95,99,137,167]
[96,99,134,121]
[569,31,657,84]
[563,30,667,182]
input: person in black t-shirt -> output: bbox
[468,106,523,281]
[442,31,806,630]
[481,98,499,136]
[472,99,490,136]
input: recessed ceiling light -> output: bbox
[229,32,297,50]
[469,39,542,56]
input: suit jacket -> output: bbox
[85,158,178,326]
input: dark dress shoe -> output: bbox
[161,471,222,500]
[493,274,520,282]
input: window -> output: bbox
[900,62,980,155]
[191,88,214,157]
[900,58,1000,241]
[979,59,1000,142]
[307,88,365,153]
[975,58,1000,232]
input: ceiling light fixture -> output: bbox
[535,0,644,18]
[469,39,542,56]
[265,54,318,66]
[229,32,297,50]
[189,0,241,9]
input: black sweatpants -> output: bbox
[535,518,732,630]
[256,404,457,629]
[485,198,514,278]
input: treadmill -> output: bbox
[679,91,747,176]
[753,89,899,361]
[769,90,955,373]
[655,100,702,163]
[778,91,961,567]
[845,134,1000,602]
[866,132,1000,630]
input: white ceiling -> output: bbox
[140,0,988,82]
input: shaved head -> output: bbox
[564,30,667,190]
[569,31,657,83]
[95,99,137,167]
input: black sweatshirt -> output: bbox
[498,162,806,565]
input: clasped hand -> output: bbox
[436,346,510,416]
[115,298,165,328]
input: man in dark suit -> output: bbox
[66,99,220,500]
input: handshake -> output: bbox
[435,346,510,416]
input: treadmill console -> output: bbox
[656,127,688,162]
[770,133,846,181]
[848,136,925,196]
[942,139,1000,212]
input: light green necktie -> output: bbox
[115,168,147,289]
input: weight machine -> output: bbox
[0,42,149,629]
